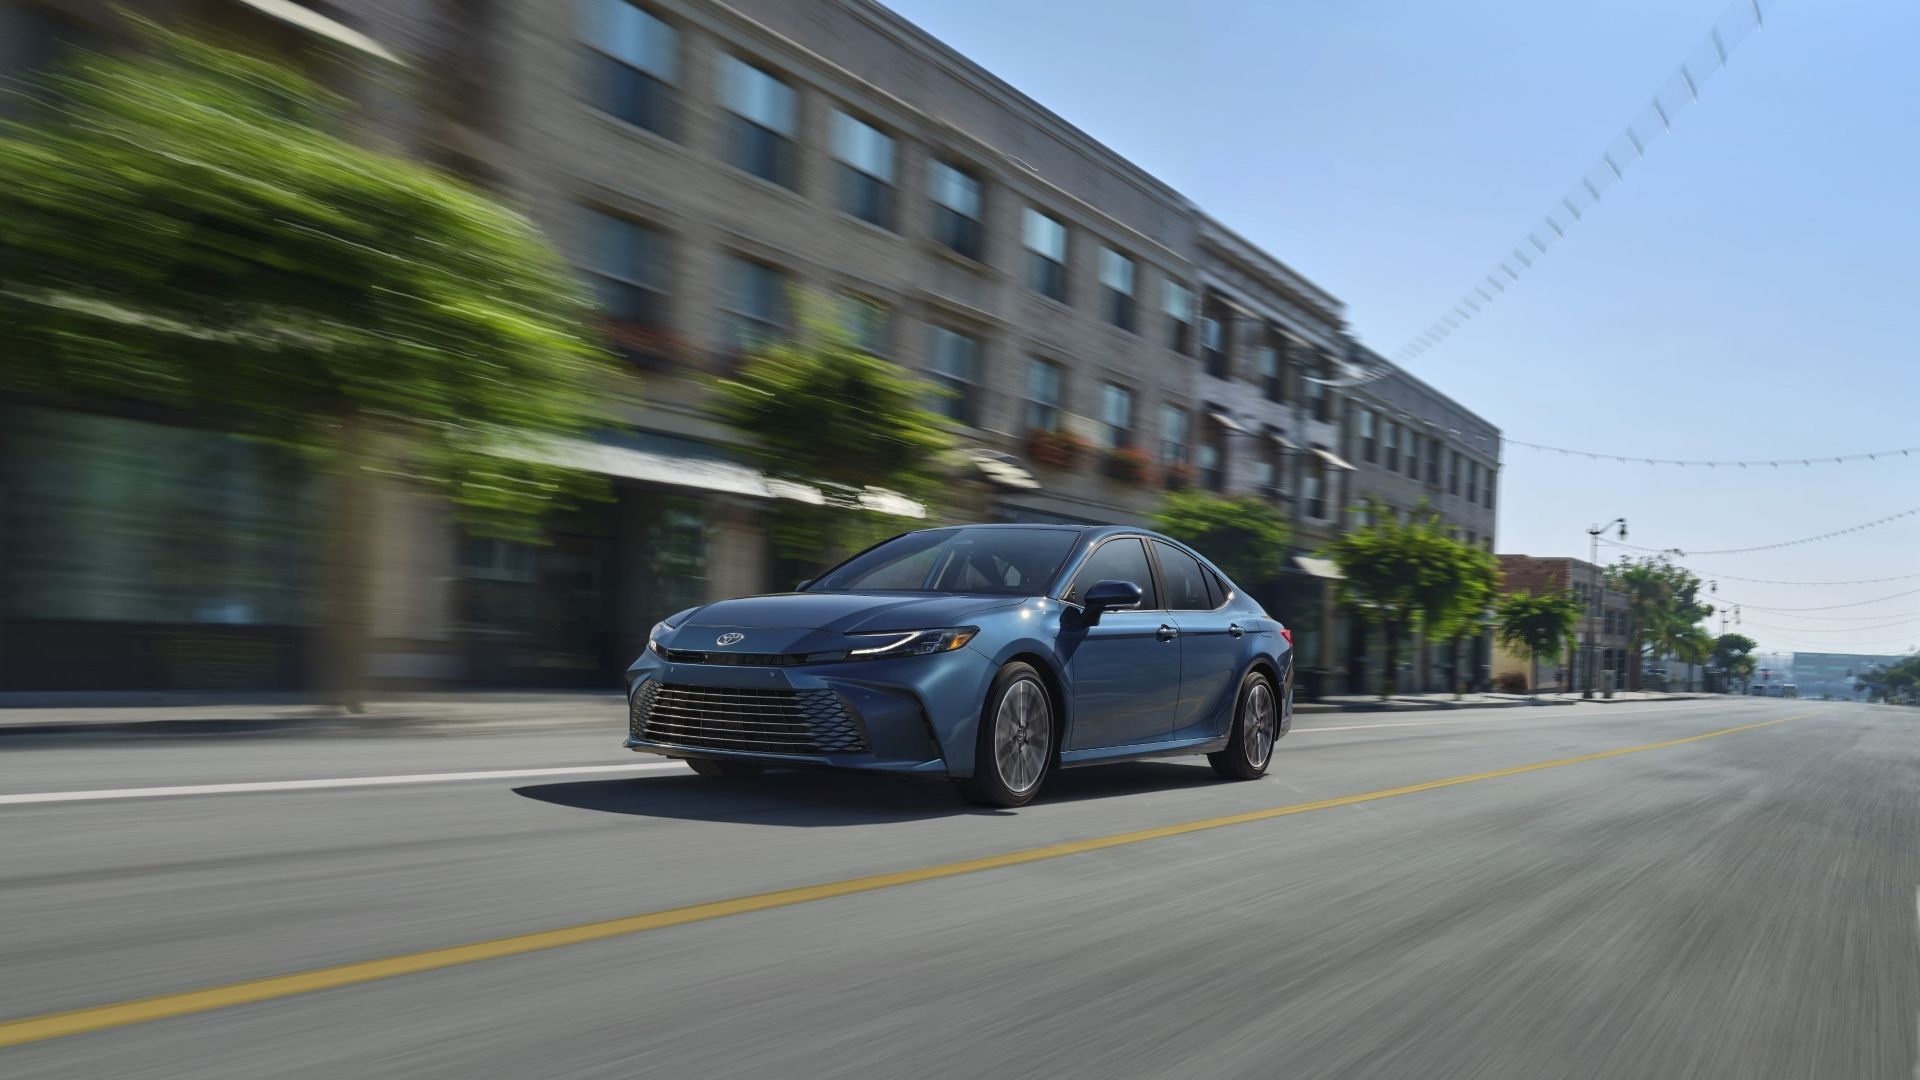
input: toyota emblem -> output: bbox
[715,632,745,646]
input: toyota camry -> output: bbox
[625,524,1292,806]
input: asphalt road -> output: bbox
[0,697,1914,1079]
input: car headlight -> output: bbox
[647,620,676,657]
[846,627,978,658]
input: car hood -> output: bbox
[678,591,1024,634]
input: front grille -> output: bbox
[630,682,867,754]
[662,649,806,667]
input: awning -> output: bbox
[1311,447,1357,472]
[1269,431,1300,451]
[494,435,926,517]
[226,0,405,63]
[1206,408,1250,436]
[1293,555,1344,580]
[962,448,1042,491]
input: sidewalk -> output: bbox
[0,688,1725,737]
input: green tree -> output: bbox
[715,314,954,573]
[1672,625,1715,692]
[0,26,612,707]
[1608,557,1714,690]
[1712,633,1758,692]
[1495,589,1582,693]
[1324,500,1500,699]
[1150,491,1291,587]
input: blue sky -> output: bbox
[887,0,1920,657]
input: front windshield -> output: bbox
[808,528,1079,595]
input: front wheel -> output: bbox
[685,757,765,779]
[956,662,1054,808]
[1209,669,1279,780]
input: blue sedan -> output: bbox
[625,524,1293,806]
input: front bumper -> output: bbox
[622,647,995,778]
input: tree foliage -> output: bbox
[1607,557,1714,690]
[1324,500,1500,698]
[1150,491,1291,588]
[0,26,613,705]
[1495,589,1582,690]
[0,25,612,533]
[715,315,955,567]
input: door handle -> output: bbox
[1227,623,1244,637]
[1156,624,1179,642]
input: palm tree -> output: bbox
[1495,589,1582,695]
[1672,626,1714,692]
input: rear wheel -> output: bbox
[1209,669,1278,780]
[685,758,765,779]
[957,662,1054,808]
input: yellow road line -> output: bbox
[0,711,1808,1050]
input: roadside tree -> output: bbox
[1325,501,1500,699]
[1150,491,1291,589]
[0,27,612,708]
[715,315,954,575]
[1495,589,1582,693]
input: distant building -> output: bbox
[1790,652,1902,699]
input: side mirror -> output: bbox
[793,579,813,592]
[1081,578,1143,626]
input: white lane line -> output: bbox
[0,762,686,806]
[1301,713,1568,734]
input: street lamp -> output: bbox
[1585,518,1626,699]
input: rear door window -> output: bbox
[1150,540,1211,610]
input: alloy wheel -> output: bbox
[993,678,1051,795]
[1243,680,1276,769]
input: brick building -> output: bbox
[1493,555,1629,692]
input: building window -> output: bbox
[583,209,668,329]
[719,54,795,187]
[1358,408,1377,464]
[929,160,983,260]
[1305,357,1333,422]
[1449,451,1462,495]
[1466,530,1477,548]
[584,0,677,135]
[1159,404,1189,467]
[1428,443,1441,486]
[1253,340,1284,402]
[1163,281,1194,353]
[1467,461,1479,504]
[1200,295,1231,379]
[1250,448,1276,492]
[1196,437,1223,492]
[837,292,888,356]
[831,110,894,228]
[1305,462,1328,520]
[1098,248,1135,331]
[1405,433,1420,480]
[927,326,981,427]
[720,255,787,350]
[1484,467,1497,510]
[1099,383,1134,449]
[1026,357,1062,432]
[1384,421,1400,472]
[1023,208,1068,302]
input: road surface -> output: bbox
[1,697,1914,1078]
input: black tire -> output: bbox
[1209,669,1280,780]
[956,662,1055,808]
[685,757,765,779]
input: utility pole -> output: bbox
[1586,518,1627,699]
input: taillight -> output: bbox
[1280,627,1294,648]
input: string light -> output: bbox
[1599,506,1920,557]
[1706,585,1920,613]
[1742,616,1920,636]
[1686,568,1920,587]
[1709,607,1920,623]
[1503,439,1920,469]
[1321,0,1784,388]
